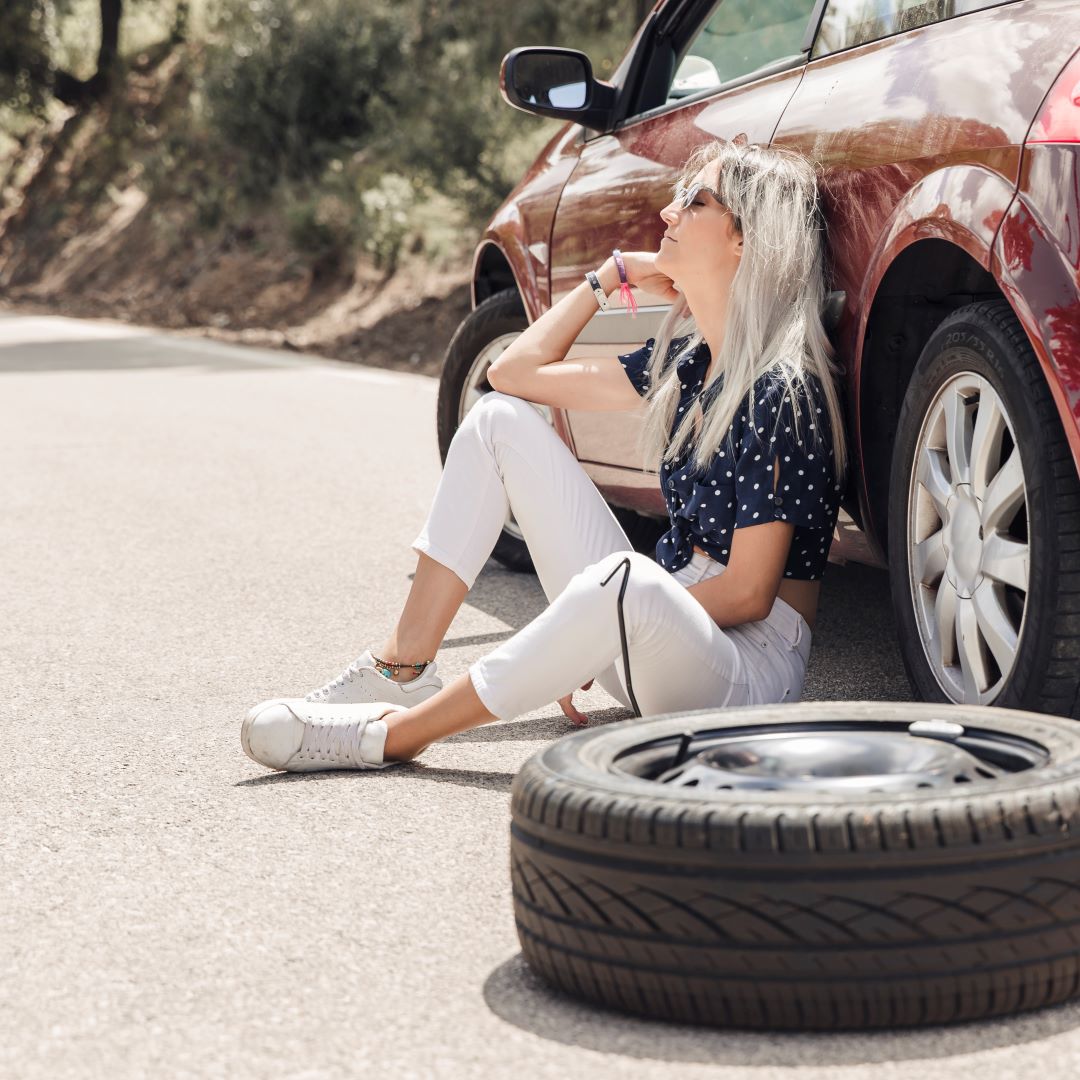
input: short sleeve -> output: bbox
[732,378,836,530]
[616,337,656,397]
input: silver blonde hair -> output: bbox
[637,139,848,484]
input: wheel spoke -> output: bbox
[969,383,1006,502]
[463,385,485,416]
[981,448,1025,530]
[913,529,947,586]
[971,581,1019,679]
[933,575,958,668]
[944,386,974,488]
[917,446,953,520]
[955,596,988,701]
[981,531,1029,591]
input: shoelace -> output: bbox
[296,713,373,766]
[306,657,368,701]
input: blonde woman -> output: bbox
[242,138,849,773]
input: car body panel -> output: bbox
[552,64,807,487]
[993,142,1080,472]
[467,0,1080,570]
[472,123,583,319]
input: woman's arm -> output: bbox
[487,253,679,410]
[687,517,795,626]
[488,257,623,386]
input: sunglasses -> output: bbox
[672,181,724,209]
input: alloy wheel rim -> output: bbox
[459,331,554,545]
[907,371,1030,705]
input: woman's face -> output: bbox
[654,160,742,292]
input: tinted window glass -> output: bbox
[811,0,1016,59]
[668,0,818,103]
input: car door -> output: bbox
[551,0,822,513]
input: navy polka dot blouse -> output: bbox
[617,335,842,581]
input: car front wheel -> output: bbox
[436,288,667,573]
[888,299,1080,717]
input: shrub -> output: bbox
[203,0,405,188]
[355,171,414,272]
[284,187,355,268]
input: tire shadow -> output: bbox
[482,953,1080,1065]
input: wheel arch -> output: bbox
[858,239,1002,558]
[852,165,1022,558]
[471,241,527,312]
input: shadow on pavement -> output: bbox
[233,763,521,793]
[483,953,1080,1064]
[444,711,629,745]
[804,560,913,703]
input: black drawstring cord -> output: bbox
[599,556,642,718]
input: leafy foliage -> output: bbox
[3,0,642,273]
[0,0,59,113]
[201,0,635,214]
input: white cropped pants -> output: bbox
[411,392,813,722]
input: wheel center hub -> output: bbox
[945,485,984,597]
[651,723,1009,794]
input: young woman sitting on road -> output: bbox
[241,137,849,773]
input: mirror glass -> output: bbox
[513,53,589,110]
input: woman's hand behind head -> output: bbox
[606,251,681,305]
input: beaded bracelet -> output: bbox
[371,653,433,678]
[611,249,638,317]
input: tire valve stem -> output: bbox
[672,731,695,768]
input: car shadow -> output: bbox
[482,953,1080,1064]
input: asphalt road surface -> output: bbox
[3,310,1077,1079]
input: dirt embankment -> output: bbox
[0,44,475,378]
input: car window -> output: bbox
[811,0,1018,59]
[667,0,820,103]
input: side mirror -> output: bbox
[500,47,617,132]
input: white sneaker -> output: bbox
[241,699,407,772]
[304,649,443,705]
[244,649,443,727]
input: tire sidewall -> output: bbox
[511,702,1080,1028]
[887,302,1057,711]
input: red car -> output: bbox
[436,0,1080,719]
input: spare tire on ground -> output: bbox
[510,701,1080,1030]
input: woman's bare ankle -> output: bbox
[372,644,435,684]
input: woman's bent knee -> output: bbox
[458,390,549,448]
[589,549,665,582]
[578,551,673,624]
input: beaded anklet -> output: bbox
[370,652,433,679]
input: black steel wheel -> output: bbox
[511,700,1080,1029]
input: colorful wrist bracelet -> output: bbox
[611,249,638,317]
